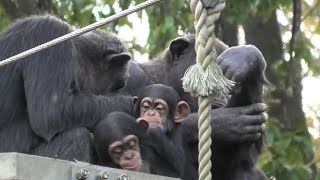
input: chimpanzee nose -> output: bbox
[124,151,133,159]
[148,110,156,115]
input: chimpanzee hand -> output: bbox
[217,45,267,83]
[181,103,268,144]
[146,127,167,152]
[147,127,185,173]
[211,103,268,143]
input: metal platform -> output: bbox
[0,153,180,180]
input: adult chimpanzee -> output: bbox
[0,15,133,161]
[91,112,150,172]
[91,111,184,177]
[178,45,269,180]
[133,84,190,177]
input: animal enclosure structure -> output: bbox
[0,153,180,180]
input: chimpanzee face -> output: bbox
[139,97,169,129]
[108,135,142,171]
[73,30,131,95]
[133,84,191,133]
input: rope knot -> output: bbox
[182,0,234,98]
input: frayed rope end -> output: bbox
[182,62,235,98]
[182,64,208,96]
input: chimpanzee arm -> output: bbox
[147,127,185,176]
[32,127,95,162]
[215,38,229,56]
[23,61,133,142]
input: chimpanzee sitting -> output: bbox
[177,44,269,180]
[0,15,133,161]
[133,84,190,177]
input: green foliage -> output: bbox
[56,0,95,26]
[0,5,11,31]
[260,118,320,179]
[225,0,292,24]
[142,0,194,57]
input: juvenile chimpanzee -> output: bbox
[133,84,190,177]
[91,112,150,172]
[0,15,133,161]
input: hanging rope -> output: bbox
[182,0,234,180]
[0,0,162,67]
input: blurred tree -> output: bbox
[0,0,56,19]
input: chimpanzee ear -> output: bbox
[174,101,190,123]
[132,96,139,107]
[136,118,149,133]
[107,52,131,66]
[90,133,95,144]
[169,37,189,61]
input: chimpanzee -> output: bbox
[91,111,184,177]
[178,45,269,180]
[0,15,133,161]
[215,45,268,180]
[132,84,190,177]
[91,112,150,172]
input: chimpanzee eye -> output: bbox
[128,140,135,147]
[156,104,164,111]
[113,147,123,154]
[143,104,150,110]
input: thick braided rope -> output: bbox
[184,0,232,180]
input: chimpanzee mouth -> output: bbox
[122,159,141,171]
[124,163,139,170]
